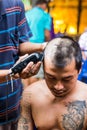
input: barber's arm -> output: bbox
[0,42,46,83]
[18,89,34,130]
[19,41,46,55]
[0,70,11,83]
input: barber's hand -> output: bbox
[11,54,42,79]
[19,61,41,79]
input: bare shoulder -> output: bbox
[24,79,46,93]
[22,79,48,103]
[78,80,87,97]
[78,80,87,90]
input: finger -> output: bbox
[18,61,42,79]
[22,61,34,73]
[21,62,41,78]
[31,61,42,74]
[19,62,34,78]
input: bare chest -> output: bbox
[32,100,87,130]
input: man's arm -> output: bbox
[81,51,87,60]
[18,90,34,130]
[45,29,51,42]
[44,13,52,42]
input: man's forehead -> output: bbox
[44,58,76,73]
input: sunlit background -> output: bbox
[22,0,87,36]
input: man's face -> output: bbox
[41,3,47,10]
[44,58,79,98]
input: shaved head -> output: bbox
[44,36,82,71]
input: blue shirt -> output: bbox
[25,7,52,43]
[0,0,32,124]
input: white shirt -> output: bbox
[78,32,87,57]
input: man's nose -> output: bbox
[54,81,64,90]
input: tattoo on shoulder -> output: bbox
[18,115,29,130]
[62,100,87,130]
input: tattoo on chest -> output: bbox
[62,100,86,130]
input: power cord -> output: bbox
[5,74,14,122]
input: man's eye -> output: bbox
[47,75,55,79]
[48,76,54,79]
[63,78,72,81]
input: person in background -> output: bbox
[23,0,52,87]
[18,36,87,130]
[78,30,87,83]
[78,29,87,60]
[26,0,51,43]
[0,0,46,129]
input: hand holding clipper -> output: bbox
[9,52,43,75]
